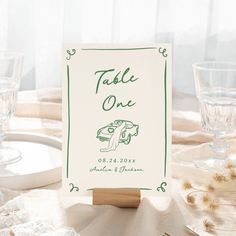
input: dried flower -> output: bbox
[9,231,15,236]
[182,180,193,190]
[225,160,235,169]
[203,219,215,232]
[208,200,219,211]
[229,169,236,181]
[206,184,215,192]
[213,173,228,183]
[202,194,211,204]
[186,195,196,205]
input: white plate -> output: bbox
[0,132,62,190]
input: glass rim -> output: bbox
[0,50,24,60]
[192,61,236,72]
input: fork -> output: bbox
[162,233,171,236]
[162,226,201,236]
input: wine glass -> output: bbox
[0,51,23,165]
[193,61,236,170]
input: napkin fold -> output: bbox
[0,188,188,236]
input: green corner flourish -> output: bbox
[66,49,76,60]
[157,182,167,192]
[69,183,79,192]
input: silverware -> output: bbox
[162,233,171,236]
[185,225,212,236]
[185,225,200,236]
[161,225,212,236]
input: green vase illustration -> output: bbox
[96,120,139,152]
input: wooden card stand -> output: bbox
[93,188,141,208]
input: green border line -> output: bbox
[66,47,168,183]
[164,60,167,177]
[82,47,157,51]
[66,65,71,178]
[87,188,152,191]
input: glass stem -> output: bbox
[0,122,6,161]
[0,130,5,147]
[210,132,229,159]
[0,120,7,147]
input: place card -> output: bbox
[62,44,172,196]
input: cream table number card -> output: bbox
[63,45,172,196]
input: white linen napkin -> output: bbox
[0,188,189,236]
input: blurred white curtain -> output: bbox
[0,0,236,94]
[0,0,64,90]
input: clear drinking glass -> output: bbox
[193,61,236,170]
[0,51,23,165]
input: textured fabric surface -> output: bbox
[0,89,235,235]
[0,185,189,236]
[0,189,79,236]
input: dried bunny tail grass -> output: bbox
[182,180,193,190]
[186,194,196,205]
[229,169,236,181]
[212,173,228,183]
[208,200,220,211]
[206,184,215,192]
[9,230,15,236]
[202,194,211,204]
[225,160,236,169]
[203,219,215,232]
